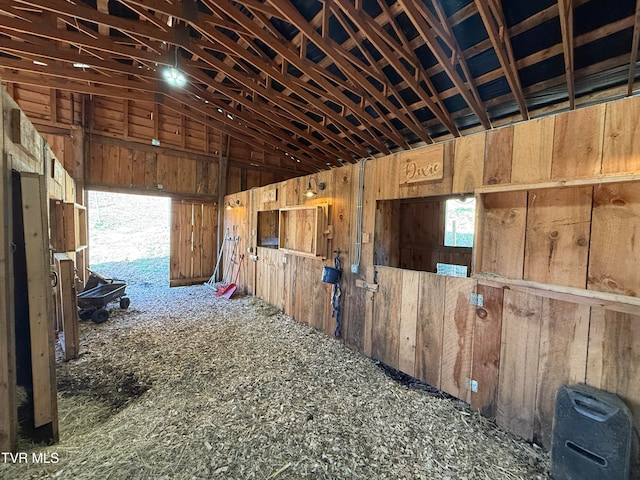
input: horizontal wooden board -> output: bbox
[588,182,640,296]
[523,186,592,288]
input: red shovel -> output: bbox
[216,254,244,299]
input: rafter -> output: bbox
[557,0,575,108]
[399,0,491,129]
[264,0,411,149]
[1,5,352,164]
[474,0,529,119]
[328,4,433,143]
[628,0,640,95]
[201,0,391,153]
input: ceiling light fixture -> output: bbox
[304,176,326,197]
[163,46,187,87]
[73,63,90,69]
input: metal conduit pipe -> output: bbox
[351,156,373,274]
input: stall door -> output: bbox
[169,200,217,287]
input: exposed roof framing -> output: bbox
[558,0,575,108]
[0,0,638,172]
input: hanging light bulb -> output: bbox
[163,46,187,87]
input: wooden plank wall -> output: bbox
[1,87,66,450]
[6,83,292,173]
[20,173,57,429]
[223,95,640,450]
[169,200,217,286]
[0,85,16,453]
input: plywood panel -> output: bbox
[0,89,17,452]
[452,132,485,194]
[551,105,604,179]
[20,173,56,428]
[415,273,446,388]
[523,186,592,288]
[496,290,542,441]
[371,267,402,368]
[484,126,513,185]
[398,270,419,376]
[478,191,527,279]
[588,182,640,296]
[534,298,589,448]
[602,95,640,174]
[511,116,554,183]
[587,308,640,452]
[471,283,503,417]
[441,276,476,402]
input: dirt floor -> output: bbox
[1,256,550,480]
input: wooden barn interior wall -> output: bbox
[0,85,82,451]
[224,95,640,452]
[7,83,288,196]
[6,82,291,286]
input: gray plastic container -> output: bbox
[551,384,634,480]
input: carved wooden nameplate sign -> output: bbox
[397,144,444,186]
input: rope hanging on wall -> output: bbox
[331,251,342,338]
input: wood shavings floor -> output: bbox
[2,259,549,479]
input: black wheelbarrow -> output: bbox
[77,270,130,324]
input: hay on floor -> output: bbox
[2,264,549,480]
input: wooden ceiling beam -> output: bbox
[329,5,433,143]
[222,0,389,155]
[265,0,410,150]
[0,10,163,64]
[1,9,342,163]
[0,40,331,167]
[332,1,464,139]
[14,0,172,44]
[474,0,529,119]
[0,68,316,172]
[196,0,388,155]
[183,59,352,162]
[186,37,368,160]
[627,0,640,95]
[373,0,459,136]
[114,0,376,158]
[557,0,575,109]
[399,0,491,129]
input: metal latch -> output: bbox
[469,293,483,306]
[465,378,478,393]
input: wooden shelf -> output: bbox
[475,173,640,194]
[474,273,640,314]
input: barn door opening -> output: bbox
[169,200,217,287]
[87,191,170,287]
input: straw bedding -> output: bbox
[1,260,549,479]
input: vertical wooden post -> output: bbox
[216,132,229,282]
[0,90,18,452]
